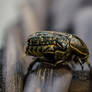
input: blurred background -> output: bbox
[1,0,92,92]
[0,0,92,69]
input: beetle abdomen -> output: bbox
[25,31,70,60]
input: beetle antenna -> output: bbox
[79,60,84,71]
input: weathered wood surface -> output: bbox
[24,64,72,92]
[70,80,92,92]
[1,49,92,92]
[69,71,92,92]
[24,62,92,92]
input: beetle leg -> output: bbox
[55,60,64,65]
[79,60,84,71]
[69,62,76,69]
[78,59,85,80]
[42,62,55,66]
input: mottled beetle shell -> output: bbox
[69,35,89,60]
[25,31,89,65]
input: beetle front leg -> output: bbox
[81,58,91,70]
[73,56,84,71]
[79,60,84,71]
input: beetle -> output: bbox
[25,31,91,70]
